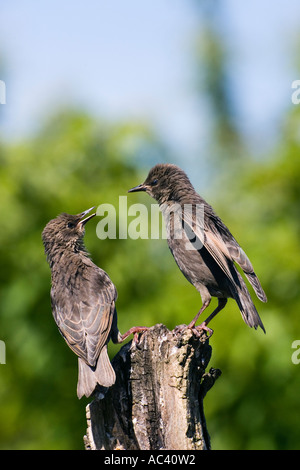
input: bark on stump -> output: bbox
[84,323,221,451]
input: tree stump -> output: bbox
[84,323,221,451]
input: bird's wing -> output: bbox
[207,211,267,301]
[181,204,267,301]
[51,266,117,367]
[180,206,238,288]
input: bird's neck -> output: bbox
[44,240,89,269]
[159,185,200,206]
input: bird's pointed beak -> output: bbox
[78,207,96,226]
[128,183,147,193]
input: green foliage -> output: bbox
[203,107,300,450]
[0,110,170,449]
[0,104,299,449]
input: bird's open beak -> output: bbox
[78,207,96,226]
[128,183,147,193]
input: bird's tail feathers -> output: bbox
[244,271,267,303]
[234,272,266,334]
[77,346,116,399]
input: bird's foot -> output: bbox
[174,322,213,338]
[194,322,214,338]
[174,324,187,335]
[119,326,149,345]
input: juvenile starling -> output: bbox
[129,164,267,335]
[42,207,147,399]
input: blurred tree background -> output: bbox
[0,1,300,450]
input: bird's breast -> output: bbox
[167,235,231,298]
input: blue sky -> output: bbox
[1,0,300,175]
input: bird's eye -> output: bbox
[67,222,75,229]
[151,179,158,186]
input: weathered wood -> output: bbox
[84,323,221,451]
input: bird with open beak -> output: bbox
[129,164,267,336]
[42,207,147,399]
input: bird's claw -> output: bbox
[119,326,149,345]
[194,323,214,338]
[174,322,213,338]
[174,324,187,335]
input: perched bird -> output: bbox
[129,164,267,335]
[42,207,147,399]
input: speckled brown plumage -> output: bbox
[129,164,267,335]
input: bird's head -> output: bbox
[128,163,193,204]
[42,207,96,257]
